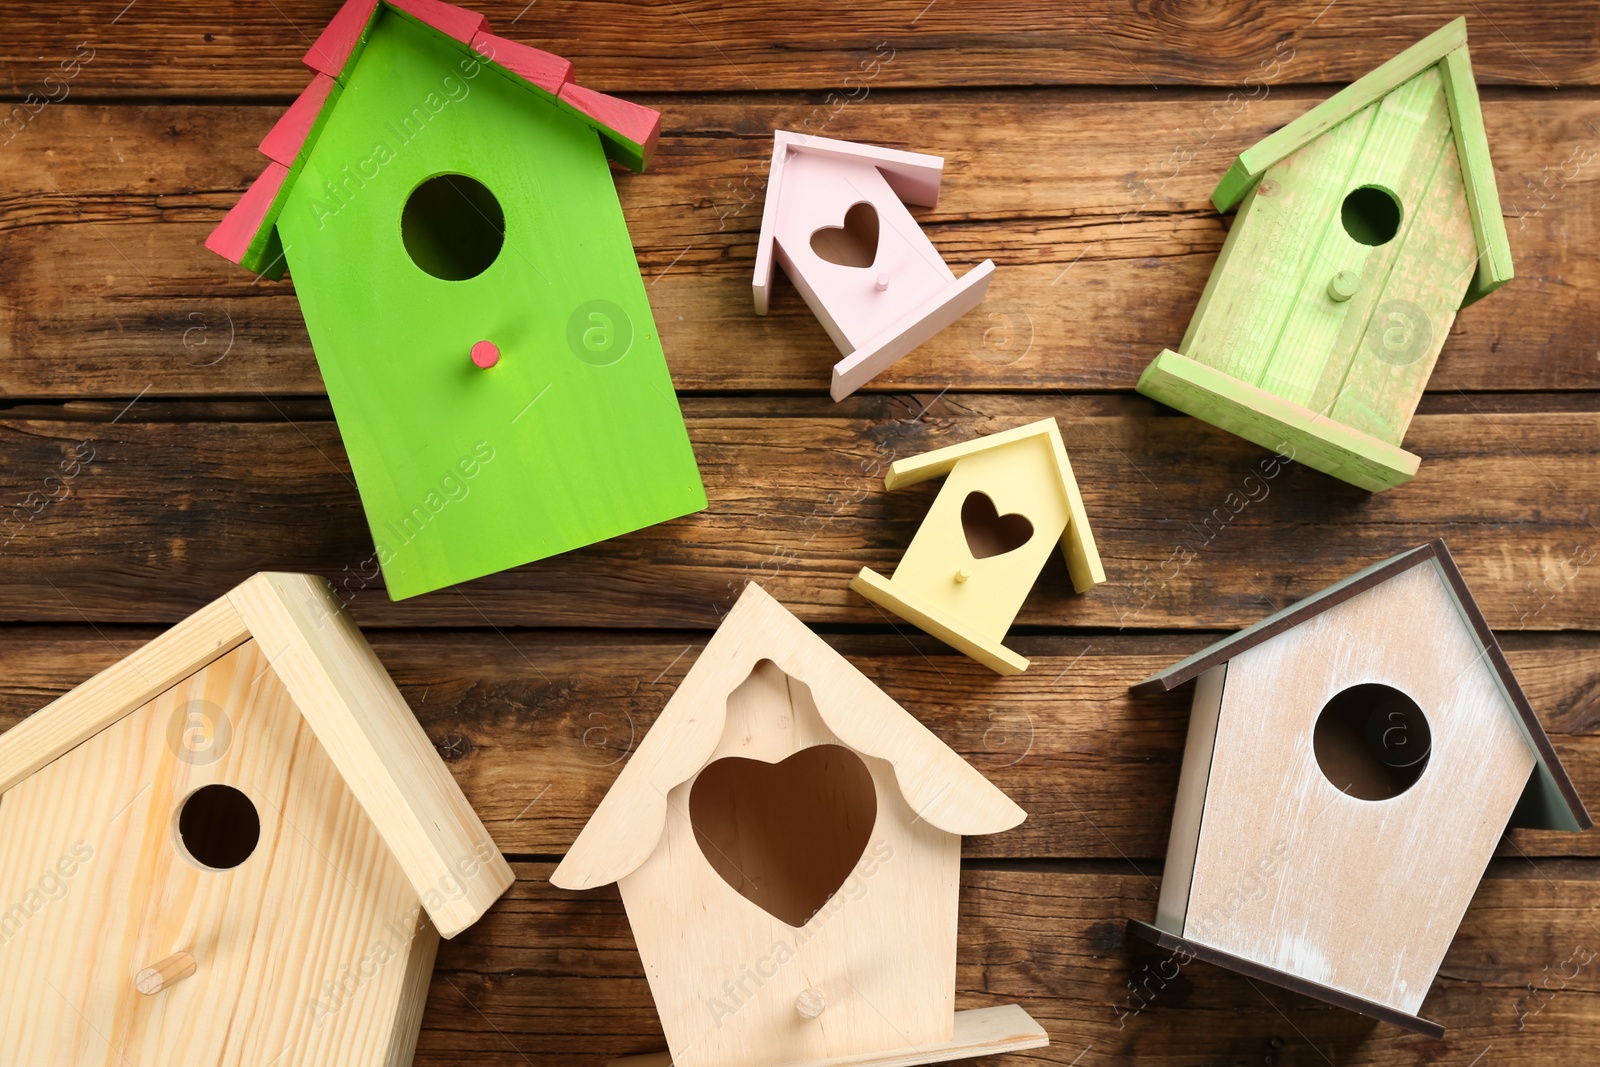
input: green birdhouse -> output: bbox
[1136,18,1512,493]
[207,0,706,600]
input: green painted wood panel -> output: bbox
[1257,67,1456,410]
[1178,105,1377,385]
[1439,45,1515,305]
[1326,145,1477,442]
[277,10,705,601]
[1136,350,1420,492]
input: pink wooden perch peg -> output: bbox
[470,340,500,369]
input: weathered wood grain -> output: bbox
[3,1,1595,1059]
[1,92,1594,397]
[2,628,1595,859]
[406,862,1600,1063]
[2,2,1597,99]
[0,396,1595,631]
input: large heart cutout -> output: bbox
[809,201,881,269]
[961,491,1035,559]
[690,744,877,928]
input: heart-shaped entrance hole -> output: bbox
[809,201,880,268]
[961,491,1034,558]
[690,744,877,927]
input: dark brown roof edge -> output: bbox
[1128,544,1437,697]
[1428,540,1593,831]
[1129,539,1590,832]
[1125,919,1446,1038]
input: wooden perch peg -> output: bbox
[135,951,197,995]
[796,988,826,1019]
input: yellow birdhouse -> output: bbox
[851,418,1103,675]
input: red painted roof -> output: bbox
[209,0,661,274]
[303,0,379,78]
[258,72,337,167]
[203,161,289,269]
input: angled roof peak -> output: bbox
[885,417,1105,592]
[207,0,661,277]
[551,582,1025,892]
[1211,18,1511,305]
[0,572,512,937]
[1130,540,1590,834]
[752,130,948,314]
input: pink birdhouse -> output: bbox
[753,132,995,401]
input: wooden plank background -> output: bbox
[2,1,1598,1063]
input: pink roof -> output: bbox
[210,0,662,273]
[204,162,288,268]
[258,72,337,166]
[470,30,572,95]
[303,0,378,78]
[389,0,487,44]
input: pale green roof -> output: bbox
[1211,18,1512,307]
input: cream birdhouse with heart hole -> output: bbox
[1127,541,1590,1036]
[851,418,1104,675]
[753,131,995,401]
[551,583,1048,1067]
[0,573,512,1066]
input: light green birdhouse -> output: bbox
[1136,18,1512,493]
[207,0,705,600]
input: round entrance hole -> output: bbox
[1340,185,1402,246]
[401,174,505,281]
[1313,683,1431,801]
[175,784,261,870]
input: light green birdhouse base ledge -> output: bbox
[851,567,1030,675]
[1137,350,1421,493]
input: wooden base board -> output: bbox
[1124,919,1446,1038]
[1135,350,1421,492]
[850,566,1029,674]
[830,260,995,401]
[609,1004,1048,1067]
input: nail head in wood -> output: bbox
[795,988,826,1019]
[470,340,501,369]
[135,951,196,996]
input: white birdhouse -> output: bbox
[1127,541,1589,1035]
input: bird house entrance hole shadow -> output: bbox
[402,173,506,281]
[690,666,877,927]
[175,783,262,870]
[1340,185,1402,247]
[809,201,881,268]
[961,491,1035,558]
[1313,683,1431,800]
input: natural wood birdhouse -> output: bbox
[851,418,1104,675]
[0,572,513,1064]
[1135,18,1512,492]
[753,131,995,401]
[1126,541,1589,1035]
[551,583,1048,1067]
[207,0,705,601]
